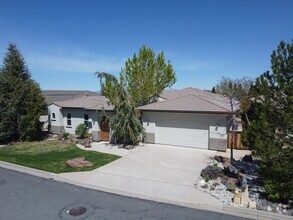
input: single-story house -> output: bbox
[48,87,238,151]
[48,96,114,141]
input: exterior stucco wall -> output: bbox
[142,111,229,151]
[62,108,100,134]
[48,104,64,134]
[48,105,115,139]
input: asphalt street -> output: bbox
[0,167,250,220]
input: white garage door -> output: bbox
[156,120,209,149]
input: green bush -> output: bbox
[75,124,88,139]
[62,133,70,140]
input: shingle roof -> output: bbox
[52,96,114,111]
[139,87,239,113]
[42,90,99,105]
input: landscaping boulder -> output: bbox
[66,157,93,168]
[223,164,239,178]
[201,165,224,181]
[221,176,238,192]
[242,154,253,163]
[214,155,230,165]
[85,143,91,148]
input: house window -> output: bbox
[67,113,71,126]
[52,113,55,119]
[84,114,89,127]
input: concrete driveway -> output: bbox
[58,144,222,209]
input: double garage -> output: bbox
[142,111,229,151]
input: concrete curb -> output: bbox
[0,161,56,179]
[0,161,292,220]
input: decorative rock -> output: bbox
[213,182,219,187]
[221,177,238,192]
[66,157,93,167]
[241,186,249,206]
[201,165,224,180]
[201,184,209,189]
[199,179,206,186]
[242,154,253,163]
[210,185,216,190]
[234,191,241,204]
[214,155,230,165]
[85,143,91,148]
[248,200,256,209]
[267,206,272,212]
[118,144,124,149]
[223,164,239,178]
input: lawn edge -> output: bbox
[0,160,56,179]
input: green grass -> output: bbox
[0,141,120,173]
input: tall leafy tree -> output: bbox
[0,43,46,143]
[121,45,176,106]
[98,45,176,107]
[214,76,253,161]
[242,41,293,202]
[97,45,176,144]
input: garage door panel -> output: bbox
[156,120,209,149]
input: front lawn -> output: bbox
[0,141,120,173]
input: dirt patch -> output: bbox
[66,157,93,168]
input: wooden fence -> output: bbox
[227,131,249,150]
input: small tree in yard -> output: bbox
[97,45,176,145]
[242,41,293,202]
[75,124,88,139]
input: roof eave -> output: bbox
[139,109,231,114]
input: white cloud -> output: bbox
[26,52,125,74]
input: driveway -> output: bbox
[58,144,222,209]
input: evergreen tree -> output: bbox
[242,41,293,202]
[211,86,216,93]
[18,81,47,141]
[0,43,46,143]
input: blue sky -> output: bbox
[0,0,292,92]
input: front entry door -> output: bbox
[101,120,110,141]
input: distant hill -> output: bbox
[42,90,100,105]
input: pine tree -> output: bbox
[211,86,216,93]
[0,43,46,143]
[242,41,293,202]
[19,81,47,141]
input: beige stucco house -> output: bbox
[48,87,238,151]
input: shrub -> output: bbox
[75,124,88,139]
[62,133,70,140]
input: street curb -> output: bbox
[0,161,56,179]
[55,175,293,220]
[0,161,292,220]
